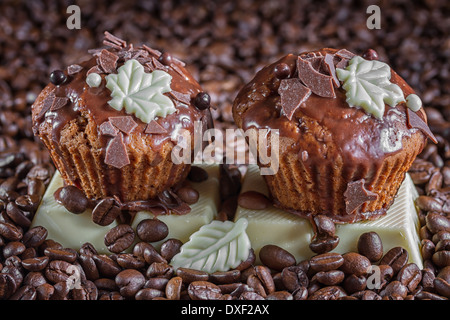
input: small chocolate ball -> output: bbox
[193,92,211,110]
[49,70,67,86]
[362,49,379,61]
[274,63,291,79]
[158,52,173,66]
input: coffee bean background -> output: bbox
[0,0,449,300]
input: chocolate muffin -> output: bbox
[32,32,213,203]
[233,48,436,223]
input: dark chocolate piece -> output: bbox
[170,91,191,105]
[87,65,103,75]
[103,31,127,49]
[142,44,162,58]
[98,49,119,74]
[344,179,378,214]
[50,96,69,111]
[109,116,138,135]
[278,78,311,120]
[99,121,119,137]
[36,90,55,120]
[335,49,356,60]
[104,132,130,169]
[145,120,167,134]
[323,54,340,87]
[406,108,438,144]
[297,57,335,98]
[335,58,349,70]
[66,64,83,75]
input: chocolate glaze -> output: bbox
[233,48,428,222]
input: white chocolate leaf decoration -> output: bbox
[105,59,175,123]
[336,56,405,119]
[170,218,251,273]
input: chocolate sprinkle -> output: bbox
[406,108,438,144]
[99,121,119,137]
[278,78,311,120]
[109,116,138,135]
[344,179,378,214]
[104,132,130,169]
[297,57,335,98]
[145,120,167,134]
[103,31,127,49]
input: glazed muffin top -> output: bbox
[32,32,212,167]
[233,48,436,170]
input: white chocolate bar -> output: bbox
[30,164,220,253]
[234,165,423,269]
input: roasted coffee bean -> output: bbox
[22,256,49,272]
[160,238,183,262]
[133,242,166,265]
[240,291,265,300]
[433,231,450,244]
[104,224,135,253]
[432,250,450,267]
[415,291,447,300]
[357,232,383,262]
[176,186,199,204]
[247,274,267,297]
[92,198,121,226]
[266,290,293,300]
[381,280,408,299]
[308,286,346,300]
[10,284,36,300]
[136,219,169,243]
[15,194,40,212]
[23,272,47,288]
[437,266,450,283]
[187,166,208,182]
[79,253,100,281]
[94,278,118,291]
[92,254,121,278]
[22,226,47,248]
[0,272,17,299]
[434,277,450,298]
[313,215,336,237]
[396,263,422,292]
[146,262,174,279]
[309,253,344,273]
[2,241,26,259]
[351,290,382,300]
[176,267,209,283]
[165,276,183,300]
[281,265,309,292]
[115,253,145,270]
[115,269,145,298]
[309,235,339,254]
[72,280,98,300]
[259,244,296,271]
[209,270,241,284]
[379,247,409,274]
[314,270,345,286]
[235,248,255,271]
[238,191,271,210]
[436,239,450,252]
[343,274,367,294]
[0,222,22,241]
[135,288,165,300]
[144,277,169,291]
[421,239,436,260]
[426,212,450,233]
[188,281,222,300]
[44,247,77,263]
[54,186,89,214]
[44,260,76,284]
[255,265,275,294]
[6,202,31,228]
[36,283,54,300]
[340,252,371,276]
[292,286,308,300]
[416,196,443,212]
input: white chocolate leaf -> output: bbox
[336,56,405,119]
[170,218,251,273]
[105,59,175,123]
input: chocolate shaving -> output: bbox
[151,56,166,70]
[103,31,127,49]
[335,58,349,70]
[169,91,191,105]
[145,120,167,134]
[66,64,83,75]
[98,49,119,73]
[170,62,186,78]
[109,116,137,135]
[142,44,162,58]
[36,90,55,120]
[344,179,378,214]
[99,121,119,137]
[50,96,69,111]
[304,56,324,71]
[323,54,340,87]
[335,49,356,60]
[104,132,130,169]
[297,57,336,98]
[87,65,103,75]
[406,108,438,144]
[278,78,311,120]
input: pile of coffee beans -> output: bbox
[0,0,449,300]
